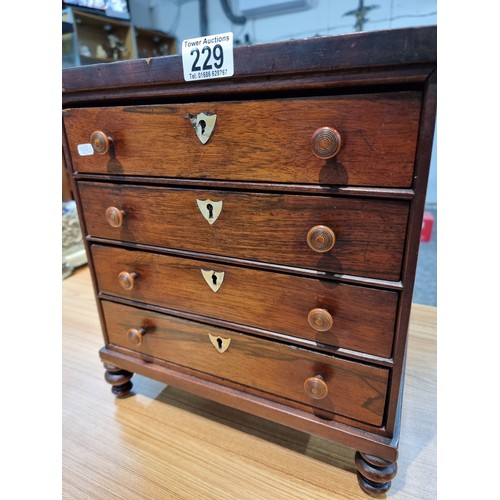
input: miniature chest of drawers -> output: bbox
[62,26,436,495]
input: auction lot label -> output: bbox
[182,32,234,82]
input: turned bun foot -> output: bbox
[355,451,397,495]
[103,363,134,397]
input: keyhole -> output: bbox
[217,338,223,350]
[207,203,214,219]
[198,119,206,135]
[212,272,217,285]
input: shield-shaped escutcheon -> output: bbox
[201,269,225,292]
[208,333,231,353]
[196,198,223,224]
[187,112,217,144]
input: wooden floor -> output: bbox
[62,266,436,499]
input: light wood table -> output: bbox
[63,266,436,499]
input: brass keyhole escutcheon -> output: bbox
[196,199,223,224]
[201,269,225,292]
[186,112,217,144]
[208,333,231,353]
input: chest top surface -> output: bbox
[62,26,436,104]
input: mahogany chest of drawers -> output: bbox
[62,26,436,494]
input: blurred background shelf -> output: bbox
[62,6,176,68]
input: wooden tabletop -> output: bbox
[62,266,436,499]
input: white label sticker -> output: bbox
[182,32,234,82]
[77,143,94,156]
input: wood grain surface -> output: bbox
[79,182,410,281]
[92,245,398,358]
[62,27,436,102]
[63,92,421,188]
[63,266,436,499]
[101,300,389,426]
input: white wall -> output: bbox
[129,0,437,204]
[130,0,436,44]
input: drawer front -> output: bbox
[63,92,421,188]
[92,245,398,358]
[80,182,409,281]
[102,300,389,426]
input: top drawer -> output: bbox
[63,92,421,188]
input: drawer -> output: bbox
[80,182,409,281]
[102,300,389,427]
[63,92,421,188]
[92,245,398,358]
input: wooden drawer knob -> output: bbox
[90,130,112,155]
[127,327,146,346]
[105,206,124,228]
[118,271,137,290]
[307,225,336,253]
[311,127,341,159]
[304,375,328,400]
[308,308,333,332]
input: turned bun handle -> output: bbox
[304,375,328,400]
[311,127,341,159]
[118,271,137,290]
[127,327,146,346]
[308,308,334,332]
[307,225,336,253]
[105,206,124,228]
[90,130,113,155]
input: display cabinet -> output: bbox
[135,27,177,59]
[62,7,177,67]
